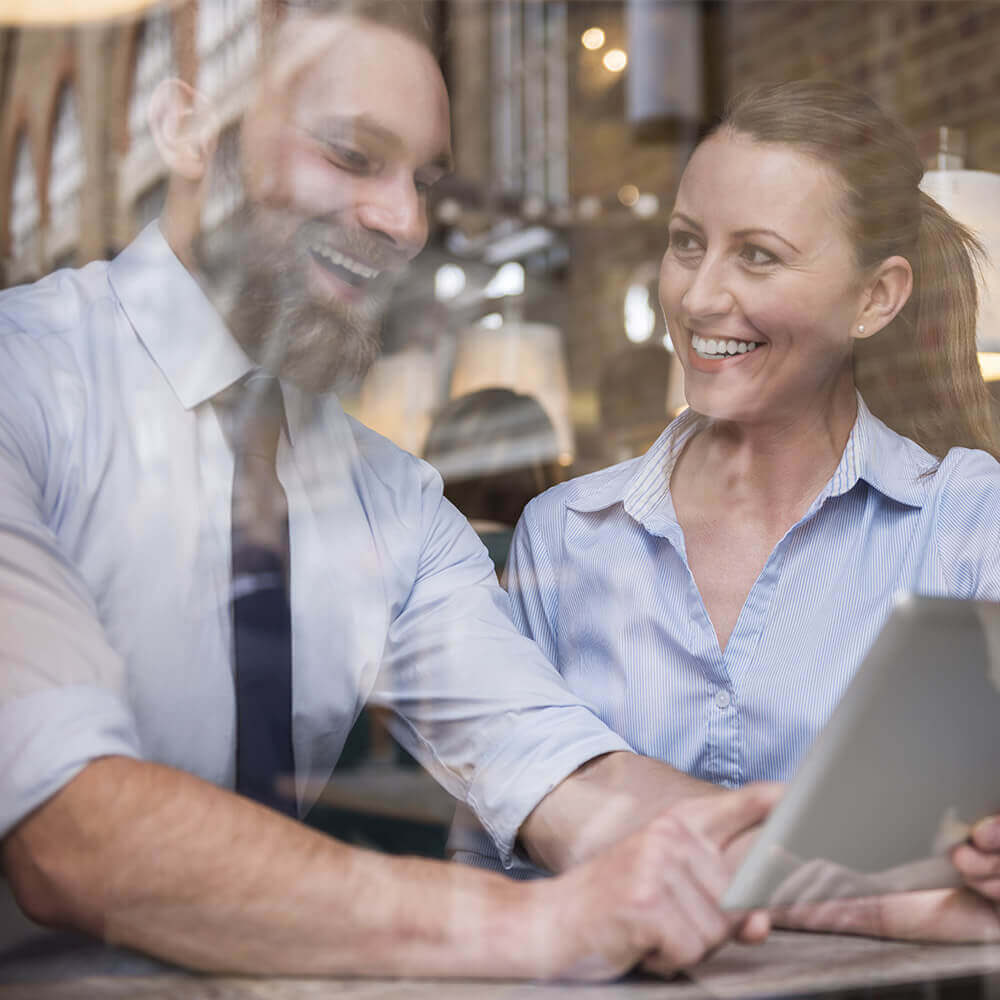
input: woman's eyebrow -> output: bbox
[669,211,703,231]
[733,228,801,254]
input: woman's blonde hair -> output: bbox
[716,80,999,460]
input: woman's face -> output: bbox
[659,129,867,427]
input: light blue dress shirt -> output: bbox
[449,398,1000,875]
[0,223,630,871]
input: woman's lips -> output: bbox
[687,331,767,372]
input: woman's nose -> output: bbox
[681,256,734,319]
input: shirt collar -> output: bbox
[108,221,256,410]
[566,408,701,518]
[567,394,932,525]
[827,394,933,509]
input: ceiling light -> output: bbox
[603,49,628,73]
[434,264,466,303]
[617,184,640,207]
[581,27,605,50]
[0,0,159,23]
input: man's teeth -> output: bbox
[310,244,380,280]
[691,333,762,358]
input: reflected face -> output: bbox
[199,15,452,390]
[659,130,866,425]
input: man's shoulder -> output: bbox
[343,412,430,474]
[340,412,445,511]
[0,261,112,343]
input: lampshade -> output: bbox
[356,348,442,458]
[449,321,574,467]
[0,0,159,22]
[920,170,1000,355]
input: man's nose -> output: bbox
[681,255,734,319]
[356,174,427,257]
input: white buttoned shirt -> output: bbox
[0,223,629,870]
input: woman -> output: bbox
[450,81,1000,937]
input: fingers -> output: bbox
[734,909,771,943]
[634,812,770,973]
[971,816,1000,852]
[682,782,783,848]
[952,817,1000,901]
[953,843,1000,902]
[556,809,758,981]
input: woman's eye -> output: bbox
[669,230,702,254]
[741,244,778,266]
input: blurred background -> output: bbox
[2,0,1000,853]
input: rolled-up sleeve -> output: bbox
[368,467,630,866]
[0,334,141,838]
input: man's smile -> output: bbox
[307,241,382,286]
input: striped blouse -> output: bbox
[449,396,1000,875]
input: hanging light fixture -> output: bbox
[920,168,1000,377]
[0,0,160,23]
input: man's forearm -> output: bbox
[0,756,541,978]
[519,751,722,873]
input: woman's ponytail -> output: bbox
[855,192,999,461]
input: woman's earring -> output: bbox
[857,324,866,334]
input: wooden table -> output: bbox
[3,931,999,999]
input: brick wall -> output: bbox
[720,1,1000,172]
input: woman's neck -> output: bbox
[675,376,859,529]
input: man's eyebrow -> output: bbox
[311,114,453,172]
[423,150,454,175]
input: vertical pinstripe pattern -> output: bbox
[450,395,1000,876]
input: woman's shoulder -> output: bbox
[523,454,646,522]
[860,405,1000,512]
[932,444,1000,509]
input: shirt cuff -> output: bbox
[0,686,142,838]
[464,707,632,868]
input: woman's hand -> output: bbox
[774,887,1000,943]
[951,815,1000,902]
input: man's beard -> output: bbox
[193,206,394,393]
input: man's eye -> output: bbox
[741,244,778,266]
[331,145,370,171]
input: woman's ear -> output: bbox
[853,255,914,340]
[147,79,218,182]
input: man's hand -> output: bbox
[3,758,781,981]
[952,815,1000,903]
[520,751,724,873]
[538,784,780,981]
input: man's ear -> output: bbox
[147,79,218,182]
[852,255,914,340]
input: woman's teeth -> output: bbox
[691,333,762,359]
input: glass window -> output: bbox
[128,3,177,161]
[197,0,260,103]
[48,83,84,248]
[9,132,39,262]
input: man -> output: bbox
[0,1,778,980]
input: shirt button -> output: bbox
[715,689,731,710]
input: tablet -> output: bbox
[723,595,1000,910]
